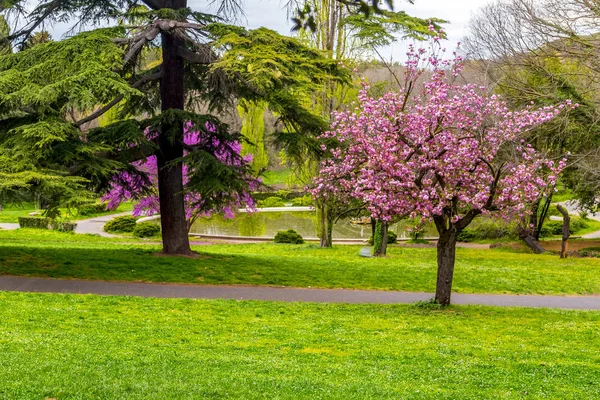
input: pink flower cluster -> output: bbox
[103,123,257,221]
[312,41,574,225]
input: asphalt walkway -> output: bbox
[0,223,19,230]
[1,276,598,310]
[74,212,131,237]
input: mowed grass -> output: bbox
[0,201,133,223]
[0,292,598,399]
[1,229,600,295]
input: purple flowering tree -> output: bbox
[103,122,258,230]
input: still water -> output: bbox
[190,211,437,239]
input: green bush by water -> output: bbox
[291,195,313,207]
[274,229,304,244]
[257,196,286,208]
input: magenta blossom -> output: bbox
[312,41,574,226]
[103,123,258,224]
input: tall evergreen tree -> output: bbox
[1,1,347,255]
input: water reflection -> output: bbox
[190,211,437,239]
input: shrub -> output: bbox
[367,230,398,245]
[78,203,108,216]
[104,216,137,233]
[257,196,285,208]
[455,218,516,242]
[291,195,313,207]
[457,229,477,242]
[132,222,161,238]
[580,247,600,258]
[18,216,49,229]
[274,229,304,244]
[50,221,77,232]
[540,217,588,237]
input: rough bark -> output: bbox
[317,201,333,248]
[522,234,546,254]
[373,220,388,256]
[157,3,193,256]
[556,204,570,259]
[435,228,458,306]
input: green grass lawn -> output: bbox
[1,229,600,295]
[0,291,598,399]
[0,202,133,223]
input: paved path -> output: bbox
[0,223,19,230]
[74,212,131,237]
[557,201,600,239]
[0,276,598,310]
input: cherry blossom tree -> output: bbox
[313,37,574,304]
[103,123,258,230]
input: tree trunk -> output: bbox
[521,234,546,254]
[530,198,540,241]
[557,204,570,259]
[371,217,376,238]
[373,220,388,256]
[536,193,553,241]
[435,229,458,305]
[518,216,546,254]
[157,6,193,256]
[317,200,333,248]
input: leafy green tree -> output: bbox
[466,0,600,250]
[1,1,347,255]
[276,0,443,247]
[238,99,269,177]
[0,15,10,55]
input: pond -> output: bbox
[190,211,437,240]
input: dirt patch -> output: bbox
[541,239,600,252]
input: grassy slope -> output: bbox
[1,230,599,295]
[0,292,598,399]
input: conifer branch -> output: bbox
[75,71,164,127]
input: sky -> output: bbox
[48,0,494,60]
[221,0,494,61]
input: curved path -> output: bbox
[0,223,19,230]
[0,276,598,310]
[74,212,131,237]
[557,201,600,239]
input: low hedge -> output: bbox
[78,203,108,216]
[18,217,77,232]
[49,221,77,232]
[18,217,50,229]
[257,196,286,208]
